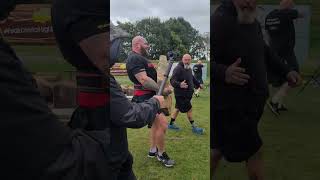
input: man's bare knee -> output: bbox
[160,116,168,132]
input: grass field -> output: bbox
[115,76,211,180]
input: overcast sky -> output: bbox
[110,0,210,33]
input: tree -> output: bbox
[116,17,206,60]
[165,17,205,59]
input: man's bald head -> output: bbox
[132,36,146,46]
[182,54,192,69]
[197,60,202,64]
[132,36,150,57]
[280,0,294,9]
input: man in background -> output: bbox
[168,54,204,135]
[211,0,301,179]
[265,0,304,115]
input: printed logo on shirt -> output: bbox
[266,18,280,26]
[266,17,280,31]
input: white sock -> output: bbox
[150,147,157,153]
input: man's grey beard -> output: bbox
[141,47,149,57]
[184,64,191,69]
[236,7,257,24]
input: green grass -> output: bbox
[215,85,320,180]
[12,45,74,73]
[115,76,211,180]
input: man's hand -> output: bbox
[200,84,204,89]
[163,86,173,96]
[287,71,302,87]
[153,95,165,109]
[225,58,250,85]
[180,80,188,89]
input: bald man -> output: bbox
[169,54,204,134]
[265,0,304,115]
[126,36,175,167]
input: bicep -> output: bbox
[134,71,148,84]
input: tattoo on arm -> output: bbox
[135,71,159,92]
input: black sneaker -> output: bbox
[157,152,175,167]
[278,104,288,112]
[267,101,280,116]
[148,147,158,158]
[148,151,157,158]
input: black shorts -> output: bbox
[211,103,265,162]
[268,50,299,87]
[175,95,192,113]
[196,77,204,84]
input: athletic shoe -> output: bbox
[168,123,181,130]
[157,152,175,167]
[192,125,204,135]
[148,147,158,158]
[278,104,288,112]
[267,101,280,116]
[148,151,157,158]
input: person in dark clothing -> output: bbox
[126,36,175,167]
[52,0,168,177]
[51,0,109,130]
[1,1,165,180]
[265,0,304,114]
[211,0,301,179]
[193,60,204,97]
[109,24,166,179]
[169,54,204,135]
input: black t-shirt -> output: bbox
[51,0,108,73]
[265,9,298,52]
[193,64,204,78]
[126,52,157,86]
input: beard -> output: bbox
[140,47,149,57]
[184,64,191,69]
[236,6,257,24]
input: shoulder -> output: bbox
[126,53,147,66]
